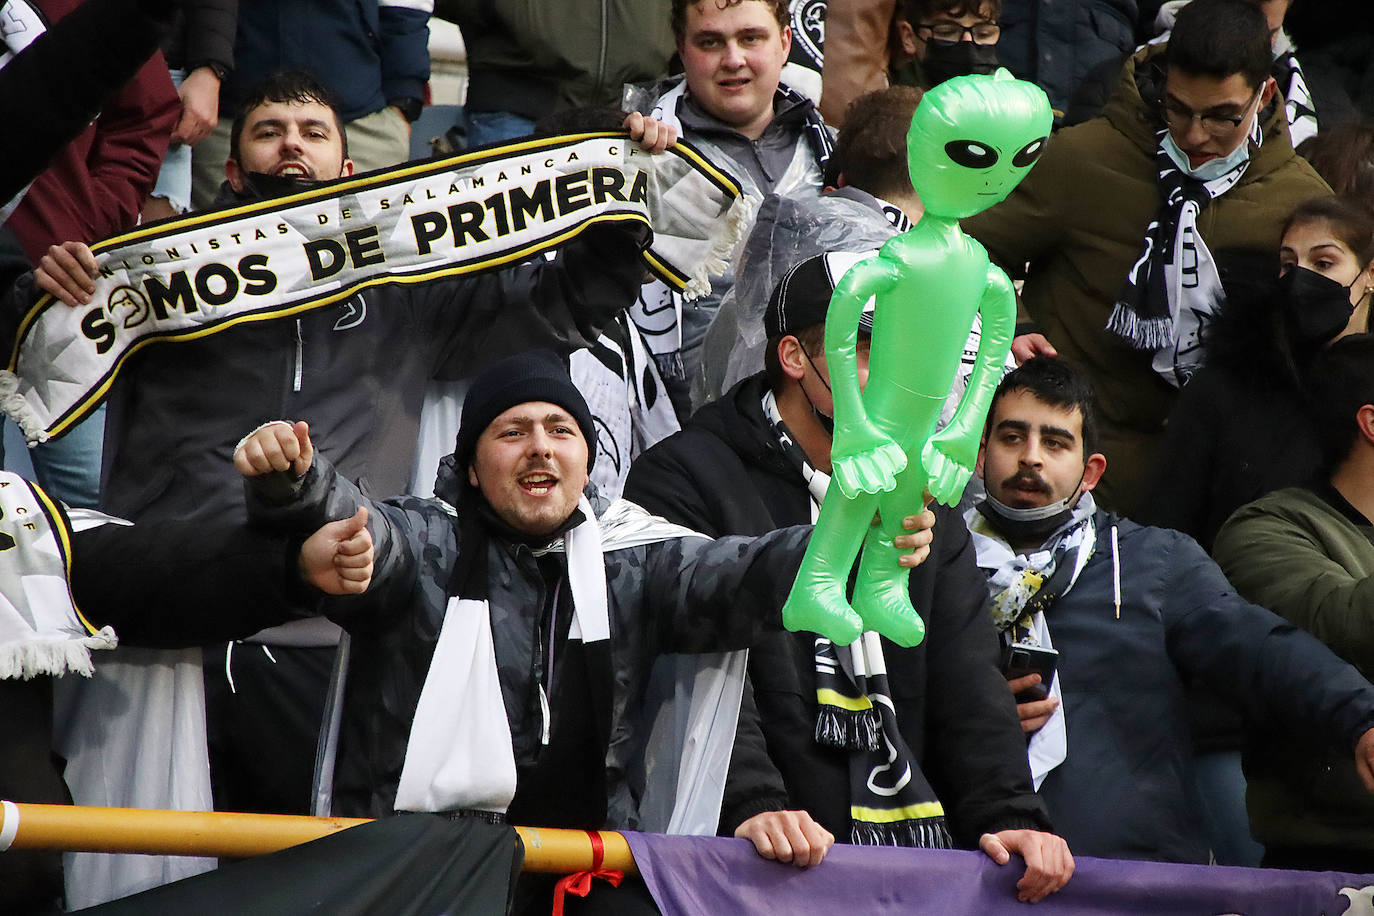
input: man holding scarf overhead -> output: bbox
[963,0,1329,515]
[232,350,936,910]
[14,68,702,906]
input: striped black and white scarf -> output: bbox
[1107,128,1256,387]
[1272,45,1317,148]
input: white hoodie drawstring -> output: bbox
[1111,525,1121,619]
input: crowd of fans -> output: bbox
[3,0,1374,912]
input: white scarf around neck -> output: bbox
[393,494,609,814]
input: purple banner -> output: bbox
[626,833,1374,915]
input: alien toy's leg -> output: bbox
[782,488,874,646]
[851,459,928,648]
[847,377,940,648]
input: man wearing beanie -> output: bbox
[234,349,937,911]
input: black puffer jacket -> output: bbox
[623,374,1051,846]
[245,451,811,822]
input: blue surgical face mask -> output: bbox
[1161,129,1253,182]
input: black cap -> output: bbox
[764,250,878,340]
[451,349,597,474]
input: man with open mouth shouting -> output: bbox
[234,349,937,912]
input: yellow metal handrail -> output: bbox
[0,801,637,875]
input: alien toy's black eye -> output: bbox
[944,140,998,168]
[1012,137,1048,168]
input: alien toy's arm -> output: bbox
[923,261,1017,505]
[825,256,908,498]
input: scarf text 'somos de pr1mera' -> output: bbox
[1,132,748,443]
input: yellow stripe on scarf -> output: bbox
[817,688,873,712]
[851,802,946,823]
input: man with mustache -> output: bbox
[966,355,1374,864]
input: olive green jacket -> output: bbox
[1214,486,1374,854]
[964,44,1329,513]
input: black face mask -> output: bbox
[922,40,1000,86]
[1278,266,1356,346]
[798,346,836,435]
[238,170,329,201]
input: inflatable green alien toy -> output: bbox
[781,70,1052,648]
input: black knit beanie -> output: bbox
[451,349,597,476]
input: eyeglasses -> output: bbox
[916,20,1001,44]
[1160,84,1262,138]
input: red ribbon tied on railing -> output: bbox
[551,829,625,915]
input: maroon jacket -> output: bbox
[5,0,178,262]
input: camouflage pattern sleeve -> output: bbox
[246,452,455,629]
[640,525,812,654]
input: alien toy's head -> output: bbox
[906,69,1052,220]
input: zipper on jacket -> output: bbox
[595,0,609,98]
[293,319,304,392]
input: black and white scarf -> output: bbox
[4,132,747,442]
[393,495,736,834]
[763,392,952,848]
[571,315,681,503]
[0,472,118,679]
[1106,129,1254,387]
[881,203,913,234]
[1272,44,1317,147]
[393,494,612,815]
[782,0,827,105]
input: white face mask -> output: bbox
[1161,128,1253,182]
[983,489,1079,522]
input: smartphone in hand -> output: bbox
[1001,642,1059,703]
